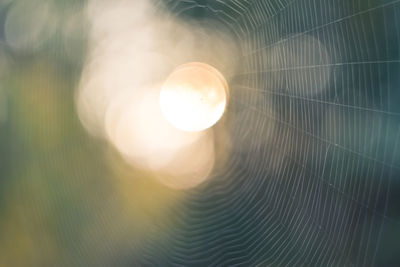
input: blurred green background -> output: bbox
[0,1,184,265]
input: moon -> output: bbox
[159,62,228,132]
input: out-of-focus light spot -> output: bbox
[105,87,203,171]
[77,0,237,189]
[105,86,215,189]
[282,35,331,96]
[4,0,55,52]
[160,62,228,132]
[154,128,215,190]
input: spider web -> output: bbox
[138,0,400,266]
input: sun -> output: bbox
[159,62,228,132]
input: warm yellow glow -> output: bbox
[160,62,228,132]
[77,0,238,190]
[104,86,215,190]
[105,87,202,170]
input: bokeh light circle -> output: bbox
[160,62,228,132]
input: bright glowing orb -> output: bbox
[160,62,228,132]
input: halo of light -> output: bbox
[105,86,215,190]
[160,62,228,132]
[105,87,203,171]
[76,0,238,190]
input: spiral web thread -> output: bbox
[140,0,400,266]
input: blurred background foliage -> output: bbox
[0,1,183,266]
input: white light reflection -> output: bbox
[160,62,228,132]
